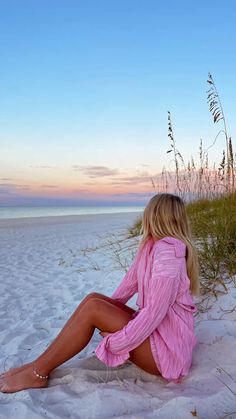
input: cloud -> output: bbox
[71,188,91,193]
[41,185,58,188]
[109,174,152,186]
[107,170,165,186]
[0,187,13,195]
[18,185,30,190]
[0,177,14,181]
[71,165,81,170]
[29,165,56,169]
[0,183,19,187]
[0,183,30,194]
[72,165,120,178]
[111,192,154,198]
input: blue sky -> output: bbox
[0,0,235,205]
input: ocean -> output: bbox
[0,205,144,220]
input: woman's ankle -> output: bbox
[31,361,50,379]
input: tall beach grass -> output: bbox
[128,73,236,306]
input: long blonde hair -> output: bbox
[139,193,200,296]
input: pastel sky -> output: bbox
[0,0,235,206]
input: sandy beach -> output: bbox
[0,212,236,418]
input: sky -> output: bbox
[0,0,235,206]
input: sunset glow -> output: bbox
[0,1,235,206]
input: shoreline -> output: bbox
[0,210,143,228]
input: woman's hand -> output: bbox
[99,331,110,337]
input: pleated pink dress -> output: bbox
[95,236,198,384]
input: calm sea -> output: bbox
[0,206,144,220]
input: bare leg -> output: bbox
[0,293,134,379]
[0,296,160,393]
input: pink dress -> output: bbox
[95,236,198,384]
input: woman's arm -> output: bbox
[110,253,139,304]
[95,241,184,366]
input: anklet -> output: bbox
[32,365,49,380]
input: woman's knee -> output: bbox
[83,297,105,311]
[79,297,109,321]
[83,292,106,302]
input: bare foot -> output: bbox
[0,363,49,393]
[0,362,33,379]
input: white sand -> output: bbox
[0,212,236,418]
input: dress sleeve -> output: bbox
[95,242,183,367]
[110,252,139,304]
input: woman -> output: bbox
[0,193,200,393]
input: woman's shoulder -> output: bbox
[153,236,186,258]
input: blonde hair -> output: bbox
[139,193,200,296]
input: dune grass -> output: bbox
[126,72,236,302]
[150,72,235,201]
[186,191,236,295]
[127,191,236,301]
